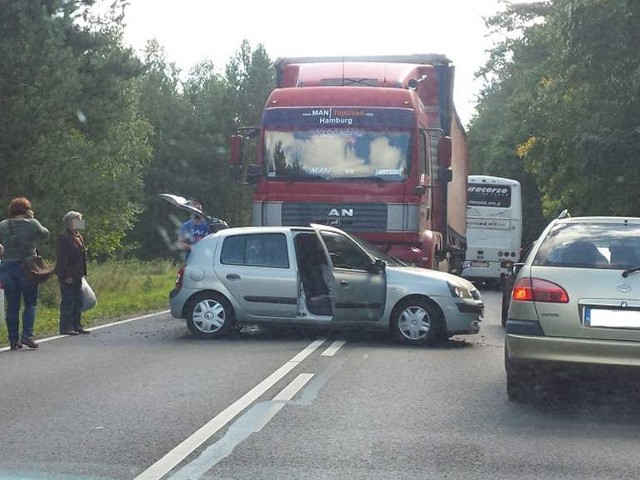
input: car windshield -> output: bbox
[347,234,407,267]
[534,222,640,269]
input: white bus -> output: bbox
[461,175,522,287]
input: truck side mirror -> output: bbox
[440,168,453,183]
[230,135,244,181]
[229,135,243,166]
[245,164,262,185]
[438,136,452,168]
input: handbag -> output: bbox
[23,256,55,283]
[81,276,97,311]
[8,220,54,284]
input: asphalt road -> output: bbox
[2,289,640,480]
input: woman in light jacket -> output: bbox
[0,197,50,350]
[55,211,89,336]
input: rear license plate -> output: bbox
[584,307,640,329]
[470,261,489,268]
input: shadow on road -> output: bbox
[511,374,640,424]
[178,324,474,350]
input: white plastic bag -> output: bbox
[81,277,97,311]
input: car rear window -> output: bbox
[533,222,640,269]
[220,233,290,268]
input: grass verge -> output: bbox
[1,259,178,346]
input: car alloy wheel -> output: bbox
[186,293,235,338]
[391,297,444,345]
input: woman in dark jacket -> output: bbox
[55,211,89,335]
[0,197,50,350]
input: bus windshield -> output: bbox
[467,184,512,208]
[264,129,410,181]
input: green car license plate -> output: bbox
[584,307,640,329]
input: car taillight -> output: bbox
[512,277,569,303]
[175,266,185,289]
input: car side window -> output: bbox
[221,233,289,268]
[319,231,371,271]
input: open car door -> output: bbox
[311,224,386,322]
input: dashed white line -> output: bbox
[134,338,326,480]
[254,373,315,431]
[321,340,346,357]
[169,373,315,480]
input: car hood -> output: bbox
[385,265,479,297]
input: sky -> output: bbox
[122,0,515,127]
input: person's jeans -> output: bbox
[0,260,39,343]
[59,278,83,333]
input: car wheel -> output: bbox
[505,360,534,402]
[185,292,235,338]
[391,297,445,346]
[501,294,509,327]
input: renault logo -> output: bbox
[617,283,632,293]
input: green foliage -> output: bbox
[0,2,276,261]
[468,0,640,244]
[129,40,275,258]
[0,0,151,258]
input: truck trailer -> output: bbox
[230,54,469,272]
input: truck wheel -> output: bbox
[391,297,445,346]
[185,292,235,338]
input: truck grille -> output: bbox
[281,203,388,232]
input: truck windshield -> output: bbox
[264,129,410,181]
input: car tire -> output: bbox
[185,292,235,338]
[501,295,509,327]
[505,360,534,402]
[391,297,445,346]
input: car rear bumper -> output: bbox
[169,288,190,319]
[506,333,640,368]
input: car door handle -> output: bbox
[226,274,241,280]
[340,280,349,286]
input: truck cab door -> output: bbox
[312,227,386,322]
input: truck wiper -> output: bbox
[621,266,640,278]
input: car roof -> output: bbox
[209,224,349,238]
[554,216,640,225]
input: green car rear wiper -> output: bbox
[621,266,640,278]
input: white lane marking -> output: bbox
[169,373,315,480]
[321,340,346,357]
[0,310,170,353]
[134,339,326,480]
[254,373,314,431]
[87,310,170,332]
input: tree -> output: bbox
[0,0,151,257]
[130,40,275,259]
[468,0,640,244]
